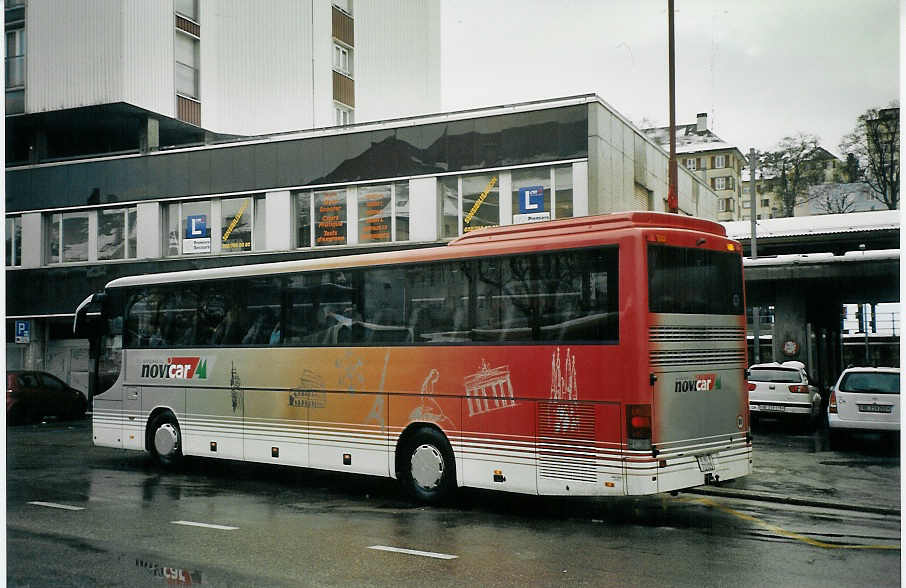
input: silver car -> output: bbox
[828,366,900,448]
[747,361,822,429]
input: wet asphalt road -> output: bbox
[6,417,901,587]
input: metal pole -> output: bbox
[667,0,678,213]
[749,148,759,363]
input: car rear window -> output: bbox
[17,374,39,387]
[839,372,900,395]
[748,368,801,383]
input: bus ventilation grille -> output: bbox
[536,402,597,483]
[648,326,744,342]
[649,349,746,368]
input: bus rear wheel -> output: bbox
[148,412,183,467]
[399,427,455,504]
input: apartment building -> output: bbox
[6,0,441,164]
[643,113,746,222]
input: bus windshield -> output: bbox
[647,244,743,315]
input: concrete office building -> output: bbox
[6,94,720,388]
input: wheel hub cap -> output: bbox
[411,444,444,490]
[154,423,178,456]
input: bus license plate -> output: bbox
[696,454,715,472]
[761,404,785,412]
[858,404,892,413]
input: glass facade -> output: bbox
[357,184,391,244]
[46,212,90,264]
[8,105,588,212]
[512,167,551,223]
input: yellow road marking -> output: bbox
[684,496,900,551]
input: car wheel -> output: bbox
[398,427,456,504]
[148,412,183,468]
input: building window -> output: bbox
[221,196,253,253]
[5,22,25,114]
[333,0,352,14]
[714,154,726,168]
[554,166,574,219]
[174,0,198,21]
[294,191,312,248]
[166,200,211,256]
[511,168,551,223]
[761,198,770,208]
[335,103,353,126]
[314,189,347,246]
[439,176,459,239]
[175,31,199,99]
[98,207,137,260]
[685,158,696,170]
[714,177,727,191]
[395,181,409,242]
[462,173,500,234]
[46,212,90,264]
[6,216,21,266]
[742,200,751,209]
[358,184,391,244]
[333,43,352,76]
[718,198,735,213]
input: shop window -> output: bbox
[221,196,253,253]
[554,165,573,219]
[395,182,409,242]
[294,191,312,248]
[6,216,21,266]
[511,167,551,224]
[357,184,391,244]
[166,200,211,256]
[438,176,459,239]
[98,207,137,261]
[462,173,499,234]
[314,189,347,246]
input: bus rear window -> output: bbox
[647,244,743,315]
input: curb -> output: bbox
[681,486,900,517]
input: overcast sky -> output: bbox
[440,0,899,155]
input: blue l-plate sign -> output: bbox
[518,186,544,214]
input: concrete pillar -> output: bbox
[409,177,438,242]
[136,202,161,259]
[23,319,46,371]
[20,212,43,268]
[265,190,292,251]
[772,290,808,364]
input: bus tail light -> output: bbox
[747,382,757,392]
[828,390,838,414]
[627,404,652,451]
[788,385,808,394]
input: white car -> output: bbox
[747,361,822,428]
[828,366,900,446]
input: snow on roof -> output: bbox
[641,124,737,155]
[722,209,900,240]
[743,248,900,267]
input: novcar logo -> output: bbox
[674,374,721,393]
[140,357,209,380]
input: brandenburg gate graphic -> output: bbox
[464,359,517,417]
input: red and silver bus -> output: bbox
[77,212,751,502]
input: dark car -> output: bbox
[6,371,88,425]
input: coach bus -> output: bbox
[76,211,751,503]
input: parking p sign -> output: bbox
[15,319,30,344]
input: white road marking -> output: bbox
[27,501,85,511]
[368,545,458,560]
[171,520,239,531]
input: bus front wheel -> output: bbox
[399,427,456,504]
[148,412,183,467]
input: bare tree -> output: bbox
[812,184,857,214]
[840,103,899,210]
[760,133,826,217]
